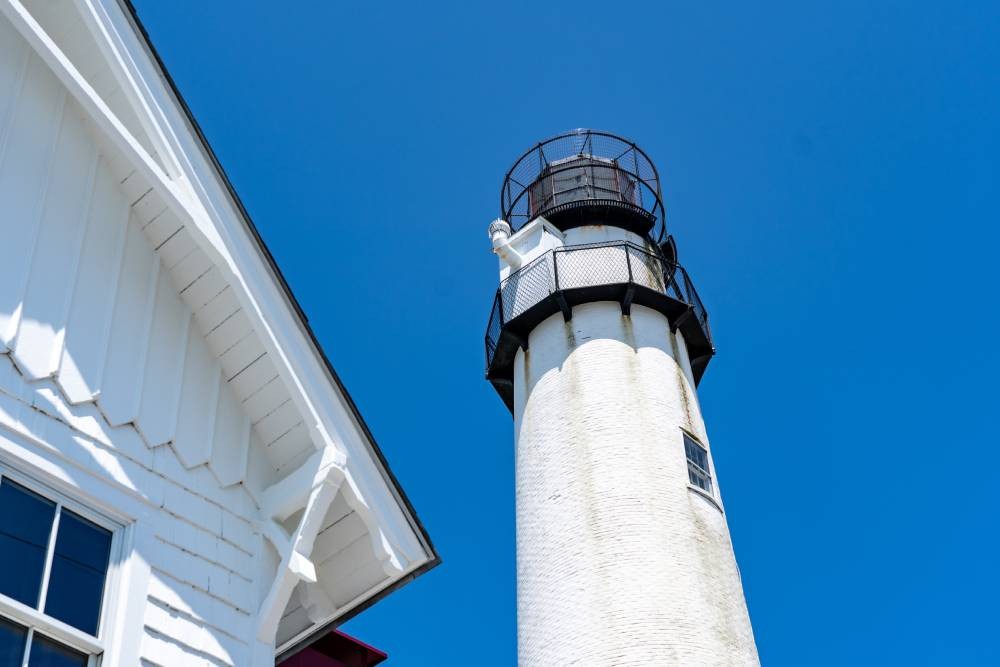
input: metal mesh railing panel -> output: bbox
[485,240,712,372]
[485,291,502,361]
[679,267,711,341]
[626,244,666,292]
[556,244,630,289]
[500,253,554,321]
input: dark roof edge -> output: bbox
[275,557,438,664]
[116,0,439,583]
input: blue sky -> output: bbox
[132,1,999,664]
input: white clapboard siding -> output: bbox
[99,217,159,425]
[11,105,96,379]
[57,158,130,403]
[0,55,66,348]
[173,325,221,468]
[210,377,251,487]
[145,537,253,613]
[136,276,191,446]
[151,446,255,523]
[143,599,245,667]
[140,627,232,667]
[147,570,252,647]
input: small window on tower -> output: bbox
[684,434,713,494]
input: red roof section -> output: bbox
[277,630,387,667]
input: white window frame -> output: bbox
[682,431,714,497]
[0,465,124,666]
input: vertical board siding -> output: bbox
[136,276,190,446]
[0,55,66,347]
[57,158,130,403]
[11,104,96,379]
[0,23,29,180]
[99,217,158,425]
[210,379,251,487]
[173,325,221,468]
[212,409,251,488]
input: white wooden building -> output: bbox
[0,1,438,665]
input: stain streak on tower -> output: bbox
[484,130,759,666]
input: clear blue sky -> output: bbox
[132,2,999,664]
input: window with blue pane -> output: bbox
[684,433,713,495]
[0,474,115,665]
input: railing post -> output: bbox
[621,242,635,316]
[552,249,559,292]
[553,248,572,322]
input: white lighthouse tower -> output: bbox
[484,130,759,665]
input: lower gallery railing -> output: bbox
[484,240,712,374]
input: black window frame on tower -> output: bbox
[0,467,120,666]
[683,432,714,495]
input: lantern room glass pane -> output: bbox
[0,616,28,666]
[0,478,56,607]
[44,509,112,635]
[26,634,88,667]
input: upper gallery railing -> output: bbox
[500,130,667,241]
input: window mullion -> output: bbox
[20,626,33,667]
[37,503,62,613]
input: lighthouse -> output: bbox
[484,130,759,665]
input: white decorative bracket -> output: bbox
[255,448,346,642]
[341,478,408,577]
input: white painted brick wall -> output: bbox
[512,300,759,666]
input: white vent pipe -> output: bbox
[488,219,523,269]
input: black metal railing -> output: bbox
[484,241,711,371]
[501,130,667,242]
